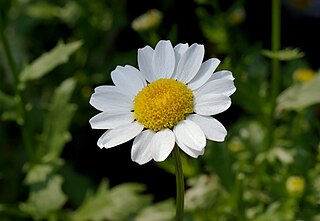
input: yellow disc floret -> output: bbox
[133,78,194,132]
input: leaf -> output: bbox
[204,142,235,193]
[184,175,220,211]
[24,160,64,185]
[19,175,67,220]
[40,78,77,159]
[261,48,304,61]
[70,180,152,221]
[26,2,60,19]
[0,204,28,219]
[268,147,294,164]
[253,202,295,221]
[26,2,82,25]
[277,73,320,112]
[19,40,82,82]
[134,199,175,221]
[24,164,54,185]
[0,90,22,124]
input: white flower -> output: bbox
[89,40,236,165]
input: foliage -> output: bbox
[0,0,319,220]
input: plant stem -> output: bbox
[0,18,35,162]
[266,0,281,149]
[271,0,281,103]
[172,146,184,221]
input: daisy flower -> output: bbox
[89,40,236,165]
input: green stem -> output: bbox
[266,0,281,150]
[172,146,184,221]
[0,17,35,162]
[271,0,281,102]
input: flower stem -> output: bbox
[172,146,184,221]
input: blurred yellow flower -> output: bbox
[228,7,246,25]
[293,68,316,83]
[286,176,305,195]
[227,138,245,152]
[131,9,163,32]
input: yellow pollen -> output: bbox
[133,78,194,132]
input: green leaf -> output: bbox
[0,90,22,124]
[267,147,294,164]
[70,180,152,221]
[24,164,54,185]
[184,175,220,210]
[26,2,82,25]
[19,175,67,220]
[26,2,60,19]
[204,142,235,193]
[277,73,320,111]
[253,202,295,221]
[261,48,304,61]
[19,40,82,82]
[134,199,175,221]
[40,78,77,159]
[0,204,28,219]
[24,159,64,185]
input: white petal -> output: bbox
[138,45,156,82]
[149,129,175,162]
[188,114,227,142]
[93,85,116,93]
[152,40,175,79]
[89,89,133,112]
[172,43,189,79]
[195,79,236,97]
[97,122,144,149]
[188,58,220,90]
[131,130,155,165]
[89,111,134,129]
[111,65,147,100]
[174,43,189,65]
[194,94,231,115]
[209,70,235,81]
[175,43,204,83]
[173,120,206,151]
[176,138,205,158]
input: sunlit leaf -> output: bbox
[134,199,175,221]
[19,175,67,220]
[253,202,295,221]
[26,2,82,25]
[268,147,294,164]
[24,160,64,185]
[70,180,152,221]
[0,90,22,124]
[26,2,60,19]
[185,175,220,210]
[19,41,82,82]
[24,164,54,185]
[40,78,77,159]
[277,73,320,111]
[261,48,304,61]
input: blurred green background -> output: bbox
[0,0,320,220]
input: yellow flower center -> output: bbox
[133,78,194,132]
